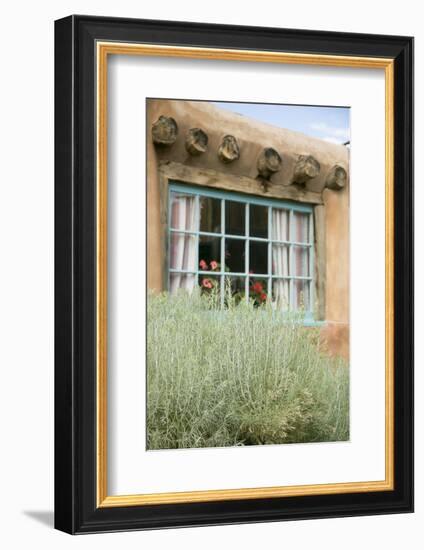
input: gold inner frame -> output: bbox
[96,41,395,508]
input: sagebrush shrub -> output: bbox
[147,290,349,449]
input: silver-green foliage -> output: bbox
[147,289,349,449]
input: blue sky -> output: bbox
[213,102,350,145]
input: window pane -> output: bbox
[293,246,310,277]
[272,244,289,276]
[225,238,245,273]
[225,200,245,235]
[170,233,196,271]
[199,235,221,271]
[170,193,197,231]
[249,204,268,238]
[293,280,310,311]
[169,273,196,294]
[293,212,310,243]
[200,196,221,233]
[272,208,289,241]
[249,240,268,275]
[272,279,290,311]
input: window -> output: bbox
[168,183,314,317]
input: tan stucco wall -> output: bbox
[146,99,350,359]
[147,107,163,292]
[321,185,350,359]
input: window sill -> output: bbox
[302,319,325,328]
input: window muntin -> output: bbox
[168,183,314,316]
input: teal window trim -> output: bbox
[169,182,313,212]
[168,181,319,325]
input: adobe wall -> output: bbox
[321,186,349,359]
[146,99,350,359]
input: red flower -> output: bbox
[210,260,218,271]
[202,278,213,289]
[251,281,263,294]
[259,292,267,302]
[199,259,208,270]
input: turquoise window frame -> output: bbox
[168,182,317,323]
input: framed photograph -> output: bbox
[54,15,413,534]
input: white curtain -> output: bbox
[272,209,289,310]
[170,195,197,293]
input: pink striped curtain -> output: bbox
[272,209,289,310]
[169,195,197,293]
[272,209,310,311]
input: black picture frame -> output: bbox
[55,15,414,534]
